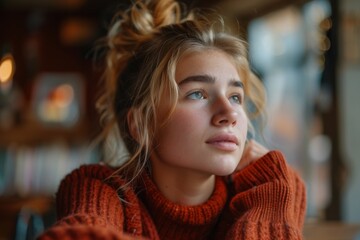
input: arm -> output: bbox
[217,150,306,240]
[38,165,146,240]
[39,225,140,240]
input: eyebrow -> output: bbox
[178,74,244,88]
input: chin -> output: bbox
[212,164,237,177]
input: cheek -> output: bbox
[162,109,203,139]
[157,106,211,152]
[237,111,249,138]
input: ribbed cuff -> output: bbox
[229,180,293,222]
[232,150,290,193]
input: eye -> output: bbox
[187,91,206,100]
[229,94,243,104]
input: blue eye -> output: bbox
[230,95,242,104]
[187,91,205,100]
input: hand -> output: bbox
[236,139,269,171]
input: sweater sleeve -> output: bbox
[217,151,306,240]
[37,165,147,240]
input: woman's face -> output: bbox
[151,50,248,176]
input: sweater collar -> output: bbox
[137,172,228,239]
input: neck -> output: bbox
[150,157,215,206]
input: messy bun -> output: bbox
[105,0,185,90]
[96,0,266,185]
[96,0,191,172]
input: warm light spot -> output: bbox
[60,18,96,45]
[0,55,15,83]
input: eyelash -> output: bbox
[187,90,206,100]
[230,94,243,104]
[186,91,243,105]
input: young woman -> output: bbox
[39,0,306,239]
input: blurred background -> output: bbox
[0,0,359,239]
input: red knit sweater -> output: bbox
[38,151,306,240]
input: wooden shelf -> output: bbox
[180,0,311,22]
[0,195,54,215]
[0,118,98,147]
[224,0,310,21]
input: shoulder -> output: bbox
[44,164,149,239]
[55,163,141,220]
[58,163,130,194]
[64,163,117,179]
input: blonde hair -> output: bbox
[96,0,266,184]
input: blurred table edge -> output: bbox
[304,221,360,240]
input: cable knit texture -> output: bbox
[38,150,306,240]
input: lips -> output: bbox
[205,134,239,151]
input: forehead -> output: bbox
[175,50,240,83]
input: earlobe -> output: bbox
[127,109,139,142]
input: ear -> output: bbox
[127,109,139,142]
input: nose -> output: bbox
[211,96,238,127]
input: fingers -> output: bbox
[236,140,269,171]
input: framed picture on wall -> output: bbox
[32,73,85,127]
